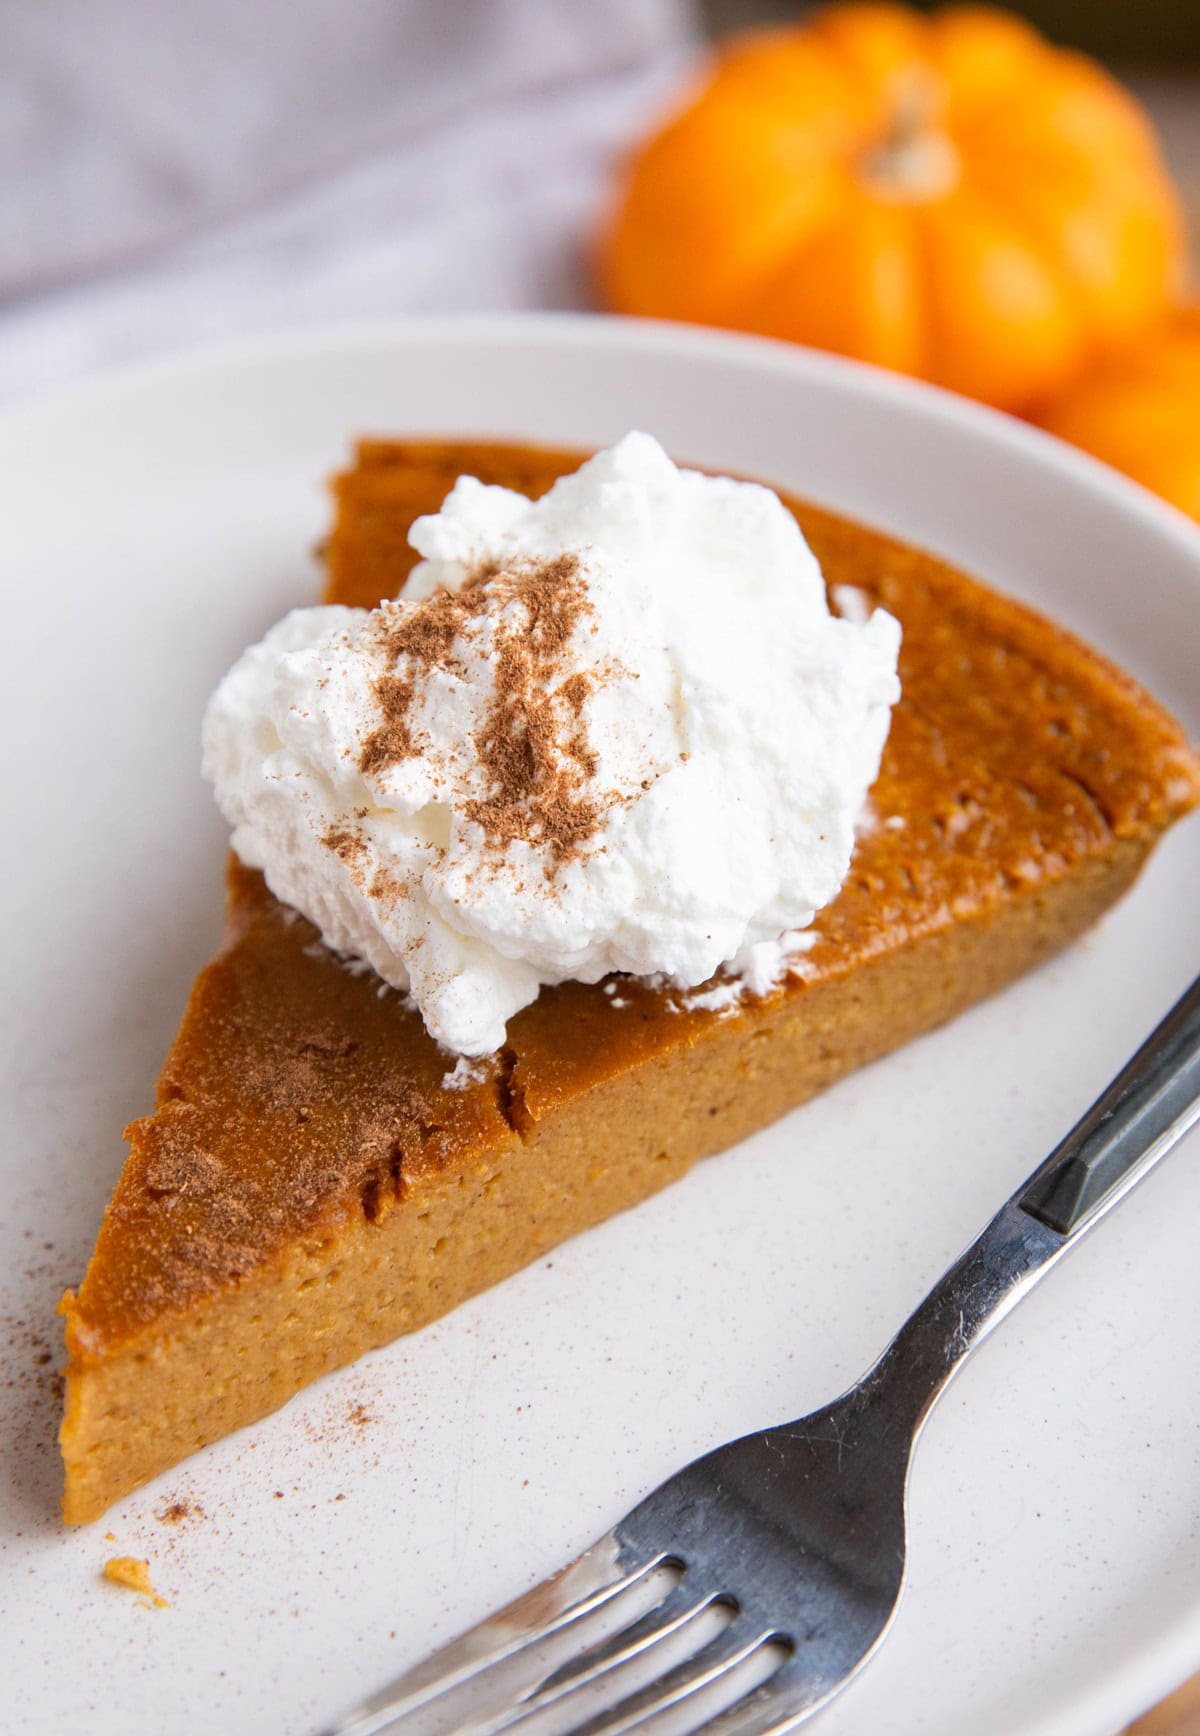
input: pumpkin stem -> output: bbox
[860,66,959,205]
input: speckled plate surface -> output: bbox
[1,316,1198,1736]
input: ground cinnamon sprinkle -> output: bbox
[358,672,419,775]
[322,824,367,866]
[357,582,474,774]
[355,551,614,868]
[155,1495,206,1527]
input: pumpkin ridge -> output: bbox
[953,163,1092,334]
[921,180,1082,404]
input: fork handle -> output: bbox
[868,973,1200,1439]
[1018,973,1200,1234]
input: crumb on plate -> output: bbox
[102,1556,170,1609]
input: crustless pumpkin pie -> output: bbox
[58,440,1200,1524]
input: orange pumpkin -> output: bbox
[599,4,1184,413]
[1033,305,1200,520]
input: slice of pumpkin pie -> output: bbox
[59,436,1200,1524]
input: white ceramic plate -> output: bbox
[1,316,1197,1736]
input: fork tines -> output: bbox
[323,1528,800,1736]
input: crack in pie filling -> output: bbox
[59,437,1200,1525]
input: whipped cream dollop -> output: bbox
[203,433,901,1056]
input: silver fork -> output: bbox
[324,974,1200,1736]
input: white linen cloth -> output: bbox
[0,0,697,401]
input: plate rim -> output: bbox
[3,308,1199,574]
